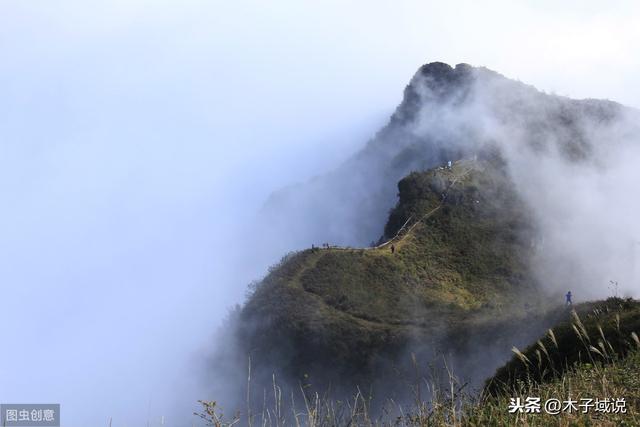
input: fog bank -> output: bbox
[3,1,640,426]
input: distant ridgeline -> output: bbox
[213,63,639,406]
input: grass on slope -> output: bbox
[486,297,640,395]
[250,158,543,332]
[237,157,550,391]
[463,350,640,426]
[466,297,640,426]
[201,299,640,426]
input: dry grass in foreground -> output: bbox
[198,303,640,426]
[197,351,639,426]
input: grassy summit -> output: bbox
[237,156,551,391]
[298,158,537,321]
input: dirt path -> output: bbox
[282,163,481,328]
[381,165,473,248]
[318,163,475,253]
[288,250,395,328]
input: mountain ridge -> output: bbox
[259,62,631,253]
[213,61,640,414]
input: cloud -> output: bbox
[3,1,640,425]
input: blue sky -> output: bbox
[2,1,640,425]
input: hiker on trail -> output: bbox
[391,244,395,254]
[565,291,572,307]
[447,160,452,169]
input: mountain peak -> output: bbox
[416,62,474,79]
[391,62,482,125]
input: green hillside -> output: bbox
[208,156,640,425]
[237,156,554,388]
